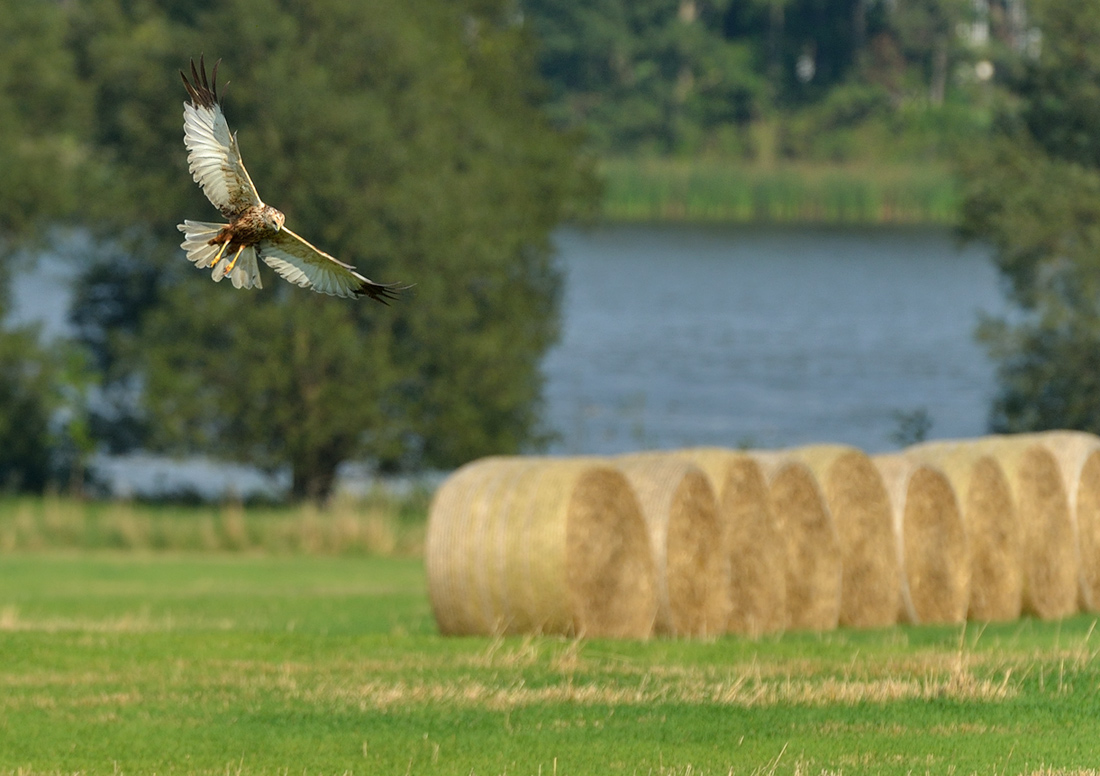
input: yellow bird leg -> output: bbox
[210,240,230,267]
[223,244,246,275]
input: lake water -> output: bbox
[9,224,1007,495]
[541,224,1005,457]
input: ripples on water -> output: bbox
[541,224,1005,456]
[7,224,1006,496]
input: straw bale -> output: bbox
[675,448,787,636]
[615,457,730,637]
[785,445,899,628]
[906,440,1021,621]
[1019,430,1100,612]
[426,456,658,638]
[969,436,1079,620]
[873,454,969,624]
[1078,451,1100,613]
[752,452,841,631]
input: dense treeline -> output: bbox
[521,0,1032,160]
[961,0,1100,437]
[0,0,591,500]
[0,0,1094,500]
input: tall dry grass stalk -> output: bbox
[0,493,421,556]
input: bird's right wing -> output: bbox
[180,56,263,218]
[259,226,402,303]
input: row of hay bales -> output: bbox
[425,431,1100,639]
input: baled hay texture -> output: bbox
[873,454,969,624]
[426,456,658,638]
[615,457,730,637]
[971,436,1079,620]
[752,452,841,631]
[786,445,899,628]
[1020,430,1100,612]
[675,448,787,636]
[1077,448,1100,612]
[906,440,1021,621]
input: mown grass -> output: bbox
[0,492,428,555]
[599,157,959,226]
[2,554,1100,774]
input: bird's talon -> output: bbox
[223,245,246,275]
[211,240,230,267]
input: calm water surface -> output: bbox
[8,224,1007,495]
[541,224,1005,456]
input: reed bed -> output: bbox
[614,456,729,637]
[599,158,958,225]
[873,454,969,624]
[426,457,657,639]
[676,448,787,636]
[786,445,899,628]
[752,451,842,632]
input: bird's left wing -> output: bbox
[180,56,262,218]
[258,227,402,303]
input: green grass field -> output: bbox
[2,553,1099,775]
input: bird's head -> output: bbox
[264,206,286,232]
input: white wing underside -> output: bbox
[259,227,376,299]
[178,220,262,290]
[183,101,261,217]
[179,60,399,301]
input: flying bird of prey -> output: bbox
[177,57,399,302]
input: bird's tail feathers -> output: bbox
[178,220,262,290]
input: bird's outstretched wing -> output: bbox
[258,227,403,303]
[180,56,262,218]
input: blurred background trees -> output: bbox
[0,0,591,500]
[0,0,1091,499]
[960,0,1100,435]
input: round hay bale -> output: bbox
[426,456,658,638]
[615,457,730,637]
[752,452,841,632]
[971,436,1079,620]
[676,447,787,636]
[1021,430,1100,612]
[1077,450,1100,613]
[906,440,1021,621]
[786,445,899,628]
[873,454,969,624]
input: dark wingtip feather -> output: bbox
[181,55,220,108]
[356,281,409,305]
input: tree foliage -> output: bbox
[522,0,988,155]
[960,0,1100,434]
[41,0,591,500]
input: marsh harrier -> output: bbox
[178,57,399,302]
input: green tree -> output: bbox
[959,0,1100,434]
[0,0,101,493]
[523,0,766,152]
[67,0,590,500]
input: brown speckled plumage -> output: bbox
[177,56,403,302]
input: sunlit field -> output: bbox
[2,551,1099,774]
